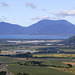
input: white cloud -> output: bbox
[31,16,50,20]
[49,17,62,20]
[25,2,36,9]
[0,16,7,22]
[31,16,62,20]
[50,10,75,17]
[1,2,9,6]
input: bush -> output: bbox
[67,64,72,68]
[16,73,29,75]
[0,71,7,75]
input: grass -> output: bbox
[6,57,75,75]
[33,53,75,58]
[59,49,75,52]
[0,55,75,75]
[50,66,75,75]
[7,64,73,75]
[0,56,19,63]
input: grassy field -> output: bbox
[33,54,75,58]
[0,38,75,75]
[0,56,74,75]
[7,64,73,75]
[0,39,75,75]
[59,49,75,52]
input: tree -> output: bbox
[67,64,72,68]
[0,71,7,75]
[16,73,29,75]
[16,73,22,75]
[25,52,32,60]
[23,73,29,75]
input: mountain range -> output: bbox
[0,19,75,35]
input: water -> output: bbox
[0,35,71,39]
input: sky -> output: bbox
[0,0,75,27]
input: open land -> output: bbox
[0,39,75,75]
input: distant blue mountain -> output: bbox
[0,19,75,35]
[0,22,26,35]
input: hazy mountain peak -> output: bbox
[0,20,75,35]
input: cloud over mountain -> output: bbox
[31,16,49,20]
[0,16,7,22]
[50,9,75,17]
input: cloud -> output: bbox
[1,2,9,6]
[0,16,7,22]
[50,10,75,17]
[31,16,50,20]
[42,8,47,11]
[31,16,63,21]
[49,16,62,20]
[25,2,36,9]
[25,2,48,11]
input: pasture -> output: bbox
[33,54,75,58]
[0,39,75,75]
[0,55,74,75]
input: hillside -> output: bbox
[0,22,26,35]
[26,19,75,35]
[0,19,75,35]
[60,36,75,45]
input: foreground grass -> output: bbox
[0,55,75,75]
[50,66,75,75]
[7,64,73,75]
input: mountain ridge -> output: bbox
[59,35,75,45]
[0,19,75,35]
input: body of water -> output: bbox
[0,35,71,39]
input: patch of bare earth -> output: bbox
[62,62,75,65]
[72,60,75,61]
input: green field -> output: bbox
[0,39,75,75]
[59,49,75,52]
[33,54,75,58]
[7,64,73,75]
[0,56,74,75]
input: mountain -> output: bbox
[59,36,75,45]
[26,19,75,35]
[0,22,26,35]
[0,19,75,35]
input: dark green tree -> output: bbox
[0,71,7,75]
[67,64,72,68]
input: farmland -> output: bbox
[0,56,74,75]
[33,54,75,58]
[0,39,75,75]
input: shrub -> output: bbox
[67,64,72,68]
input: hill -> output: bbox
[0,22,26,35]
[60,36,75,45]
[26,19,75,35]
[0,19,75,35]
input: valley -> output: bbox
[0,36,75,75]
